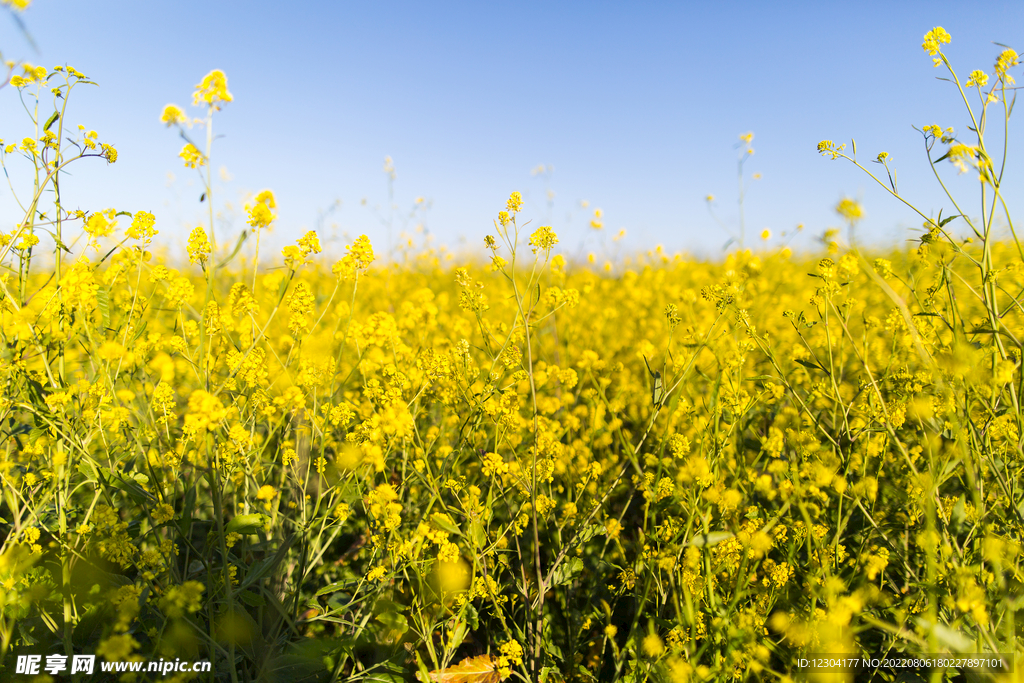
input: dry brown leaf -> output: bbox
[418,654,504,683]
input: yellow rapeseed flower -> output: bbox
[836,197,863,224]
[179,143,205,168]
[160,104,188,127]
[528,225,558,254]
[193,69,233,109]
[1,0,32,11]
[922,26,951,56]
[187,227,212,265]
[506,191,523,214]
[126,211,157,242]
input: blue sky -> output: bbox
[1,0,1022,260]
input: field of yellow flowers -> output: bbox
[0,20,1022,683]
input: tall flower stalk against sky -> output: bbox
[736,131,755,250]
[1,57,120,665]
[705,131,760,251]
[819,26,1021,373]
[246,188,276,291]
[160,69,233,254]
[819,32,1023,660]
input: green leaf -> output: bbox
[225,513,268,535]
[314,580,355,598]
[100,467,155,504]
[239,536,294,590]
[447,619,468,652]
[431,512,462,537]
[215,230,249,270]
[132,321,149,343]
[414,652,433,683]
[96,285,111,329]
[262,654,328,681]
[794,358,829,375]
[687,531,734,547]
[238,589,265,607]
[366,674,406,683]
[915,617,972,652]
[469,519,486,549]
[76,459,98,484]
[549,556,584,588]
[375,609,408,636]
[464,603,479,630]
[668,391,680,410]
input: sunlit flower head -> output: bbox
[248,203,274,229]
[160,104,188,127]
[331,235,375,280]
[187,226,212,265]
[126,211,158,242]
[193,69,233,109]
[836,197,863,224]
[922,27,951,66]
[995,49,1019,84]
[965,70,989,88]
[84,209,117,239]
[246,189,277,229]
[506,191,523,215]
[297,231,321,255]
[179,143,205,169]
[528,225,558,254]
[1,0,32,12]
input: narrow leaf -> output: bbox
[794,358,828,375]
[687,531,734,547]
[225,513,267,535]
[240,535,294,590]
[215,230,249,270]
[314,580,355,597]
[96,285,111,329]
[431,513,462,536]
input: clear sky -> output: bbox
[1,1,1022,261]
